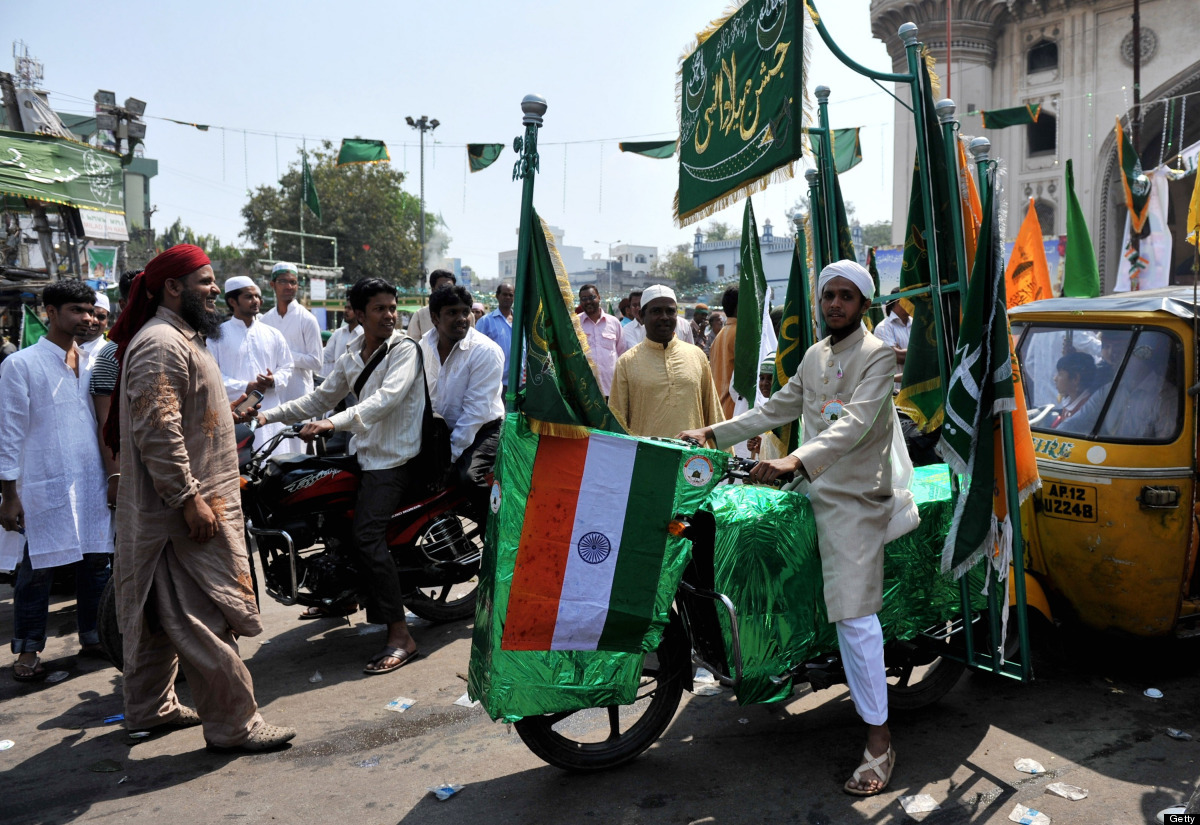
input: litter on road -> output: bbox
[102,714,124,725]
[1014,758,1046,774]
[899,794,940,814]
[453,693,480,708]
[428,783,464,801]
[309,671,322,683]
[46,670,69,683]
[385,697,416,713]
[1044,783,1088,801]
[0,739,14,751]
[1145,688,1164,699]
[1167,728,1192,740]
[1009,803,1050,824]
[356,756,381,768]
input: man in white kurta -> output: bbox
[260,262,323,454]
[208,276,294,448]
[322,298,362,377]
[680,261,898,796]
[0,280,113,680]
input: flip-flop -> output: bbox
[363,647,420,675]
[298,604,358,621]
[844,746,896,796]
[13,656,47,683]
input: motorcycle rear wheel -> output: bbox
[404,512,483,623]
[513,619,688,772]
[885,631,967,712]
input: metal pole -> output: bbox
[936,99,970,297]
[814,87,839,263]
[791,213,815,353]
[299,141,306,266]
[1132,0,1142,146]
[804,168,826,275]
[419,126,426,282]
[505,94,547,408]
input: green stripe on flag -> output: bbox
[468,143,504,173]
[596,444,682,651]
[619,140,678,159]
[337,138,390,166]
[21,305,47,349]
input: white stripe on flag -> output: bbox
[550,433,638,650]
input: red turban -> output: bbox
[104,244,211,452]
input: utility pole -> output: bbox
[0,71,56,278]
[1132,0,1142,146]
[405,115,440,284]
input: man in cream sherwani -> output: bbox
[680,260,898,797]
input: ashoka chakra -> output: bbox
[577,532,612,565]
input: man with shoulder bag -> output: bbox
[260,277,426,676]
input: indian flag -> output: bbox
[500,432,685,652]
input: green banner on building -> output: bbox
[676,0,806,225]
[0,130,124,214]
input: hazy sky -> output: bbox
[11,0,900,280]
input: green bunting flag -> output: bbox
[676,0,805,225]
[619,140,678,159]
[866,247,885,330]
[734,198,769,403]
[772,224,811,453]
[1062,159,1100,298]
[467,143,504,173]
[301,153,321,221]
[336,138,390,166]
[938,166,1014,577]
[20,305,47,349]
[164,118,210,131]
[807,128,863,174]
[980,103,1040,129]
[518,210,625,437]
[1116,118,1152,233]
[895,62,958,433]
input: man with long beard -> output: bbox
[106,244,294,753]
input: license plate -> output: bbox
[1040,481,1097,522]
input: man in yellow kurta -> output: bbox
[609,284,724,438]
[680,261,898,797]
[708,285,739,419]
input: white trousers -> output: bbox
[836,613,888,726]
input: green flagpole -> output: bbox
[790,213,814,354]
[506,95,547,411]
[815,87,840,264]
[936,99,970,300]
[804,168,826,276]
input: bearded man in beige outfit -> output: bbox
[680,260,898,796]
[107,244,294,753]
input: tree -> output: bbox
[652,244,705,288]
[240,142,446,288]
[703,220,739,242]
[861,220,893,248]
[156,219,247,262]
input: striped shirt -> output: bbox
[262,331,425,471]
[89,340,120,397]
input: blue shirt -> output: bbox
[474,309,513,386]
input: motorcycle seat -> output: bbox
[267,452,361,476]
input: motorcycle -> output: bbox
[97,423,484,670]
[513,456,966,772]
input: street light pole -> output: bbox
[594,239,620,303]
[405,115,440,285]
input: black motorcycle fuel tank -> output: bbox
[259,453,361,512]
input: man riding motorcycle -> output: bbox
[259,277,425,676]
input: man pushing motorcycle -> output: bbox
[259,277,425,675]
[679,260,899,796]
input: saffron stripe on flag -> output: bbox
[550,433,639,649]
[596,443,682,651]
[500,435,589,650]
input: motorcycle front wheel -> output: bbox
[513,618,688,772]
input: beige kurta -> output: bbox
[609,337,725,438]
[708,318,738,419]
[711,326,896,623]
[115,307,263,743]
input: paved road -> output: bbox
[2,576,1199,825]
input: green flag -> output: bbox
[518,210,625,437]
[1116,118,1151,234]
[676,0,805,224]
[21,305,47,348]
[831,171,856,263]
[807,128,863,174]
[337,138,390,166]
[938,167,1013,577]
[301,153,321,221]
[468,143,504,173]
[734,198,768,402]
[1061,159,1100,298]
[772,226,811,453]
[980,103,1040,129]
[866,247,885,330]
[619,140,678,159]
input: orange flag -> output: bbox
[957,136,983,273]
[1005,199,1053,307]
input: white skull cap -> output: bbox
[640,284,677,307]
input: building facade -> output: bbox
[870,0,1200,291]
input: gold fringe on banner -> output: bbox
[923,46,942,98]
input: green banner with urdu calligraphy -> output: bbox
[676,0,805,226]
[0,130,124,214]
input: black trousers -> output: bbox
[353,462,420,625]
[453,418,502,529]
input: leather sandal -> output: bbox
[844,747,896,796]
[364,646,419,675]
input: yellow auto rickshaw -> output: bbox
[1010,286,1200,639]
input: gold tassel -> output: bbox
[526,418,591,440]
[923,46,942,98]
[676,162,796,227]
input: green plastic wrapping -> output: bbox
[468,413,728,721]
[708,465,978,704]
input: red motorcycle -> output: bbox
[97,423,483,669]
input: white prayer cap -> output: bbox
[640,284,677,307]
[94,292,111,312]
[224,275,257,294]
[271,261,299,279]
[471,302,485,312]
[817,260,874,301]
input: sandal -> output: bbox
[13,656,48,683]
[298,604,358,621]
[844,746,896,796]
[363,646,420,675]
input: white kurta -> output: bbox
[322,323,363,377]
[710,326,896,623]
[261,302,323,455]
[0,337,113,570]
[207,318,294,447]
